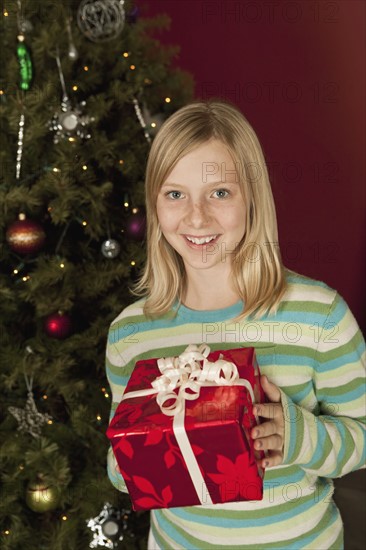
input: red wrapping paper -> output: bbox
[106,347,265,511]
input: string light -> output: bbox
[13,269,19,274]
[42,395,48,400]
[132,207,138,214]
[104,392,109,398]
[119,159,124,165]
[72,85,78,91]
[22,275,30,282]
[83,66,89,71]
[3,10,9,17]
[82,221,88,226]
[52,167,60,172]
[130,65,136,70]
[96,415,101,421]
[165,97,171,103]
[68,137,76,142]
[151,122,156,128]
[60,263,65,269]
[131,260,136,266]
[47,419,53,425]
[19,464,24,470]
[0,90,4,94]
[82,165,87,170]
[101,387,106,392]
[123,52,129,57]
[62,515,67,521]
[4,530,10,535]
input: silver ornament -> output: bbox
[18,18,33,33]
[49,53,94,143]
[16,113,25,179]
[86,502,130,548]
[68,44,79,61]
[101,239,120,259]
[8,375,52,440]
[66,17,79,61]
[77,0,126,43]
[49,97,93,143]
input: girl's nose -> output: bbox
[184,200,211,228]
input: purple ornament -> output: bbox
[126,6,139,24]
[125,208,146,241]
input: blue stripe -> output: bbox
[302,420,329,468]
[106,371,129,386]
[315,342,365,372]
[317,384,365,404]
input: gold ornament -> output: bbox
[25,478,60,513]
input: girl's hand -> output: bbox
[251,375,285,469]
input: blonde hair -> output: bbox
[129,98,287,321]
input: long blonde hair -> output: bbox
[130,98,287,321]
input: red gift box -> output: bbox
[106,345,265,511]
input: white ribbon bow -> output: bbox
[151,344,247,416]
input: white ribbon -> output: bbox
[121,344,256,506]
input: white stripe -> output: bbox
[284,283,336,306]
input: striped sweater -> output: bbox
[106,269,366,549]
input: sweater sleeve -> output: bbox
[281,292,366,476]
[105,326,130,493]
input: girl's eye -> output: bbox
[213,189,230,199]
[165,191,182,200]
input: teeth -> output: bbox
[186,235,217,245]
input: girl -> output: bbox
[106,99,365,549]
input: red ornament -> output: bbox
[44,312,72,339]
[125,207,146,242]
[6,213,46,255]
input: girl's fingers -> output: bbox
[254,434,283,452]
[256,450,283,469]
[253,402,283,420]
[260,375,281,403]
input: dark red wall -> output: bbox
[141,0,365,332]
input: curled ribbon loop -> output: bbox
[122,344,255,414]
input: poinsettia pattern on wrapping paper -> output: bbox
[132,475,173,508]
[207,452,260,502]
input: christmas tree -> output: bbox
[0,1,194,548]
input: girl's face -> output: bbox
[156,139,246,275]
